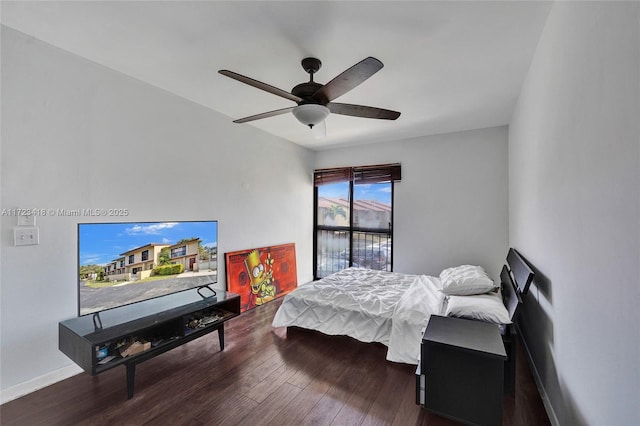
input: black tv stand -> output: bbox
[59,290,240,399]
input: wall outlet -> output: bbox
[14,227,40,246]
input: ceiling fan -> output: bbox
[219,57,401,129]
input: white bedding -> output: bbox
[271,267,445,364]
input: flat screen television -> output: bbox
[78,220,218,316]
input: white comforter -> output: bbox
[271,267,445,364]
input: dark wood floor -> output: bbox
[1,298,550,426]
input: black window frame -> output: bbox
[313,163,400,279]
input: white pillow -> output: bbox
[439,265,496,296]
[445,290,512,325]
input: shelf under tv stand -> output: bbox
[59,290,240,399]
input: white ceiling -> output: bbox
[1,1,553,150]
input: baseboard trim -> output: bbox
[516,324,560,426]
[0,364,82,405]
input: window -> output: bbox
[314,164,400,278]
[171,246,186,258]
[128,255,134,264]
[141,250,149,261]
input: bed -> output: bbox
[272,253,531,365]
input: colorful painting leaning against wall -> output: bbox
[225,243,298,312]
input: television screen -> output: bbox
[78,220,218,316]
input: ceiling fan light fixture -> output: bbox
[292,104,330,129]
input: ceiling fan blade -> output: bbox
[232,106,295,124]
[219,70,303,103]
[312,57,384,104]
[328,103,401,120]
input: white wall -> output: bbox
[509,2,640,425]
[315,126,509,281]
[0,26,314,401]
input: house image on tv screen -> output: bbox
[105,239,202,281]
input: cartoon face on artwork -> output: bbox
[243,249,276,305]
[226,243,298,312]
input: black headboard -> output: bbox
[501,264,522,322]
[506,248,535,294]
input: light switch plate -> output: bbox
[14,227,39,246]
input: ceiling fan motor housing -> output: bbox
[291,82,324,105]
